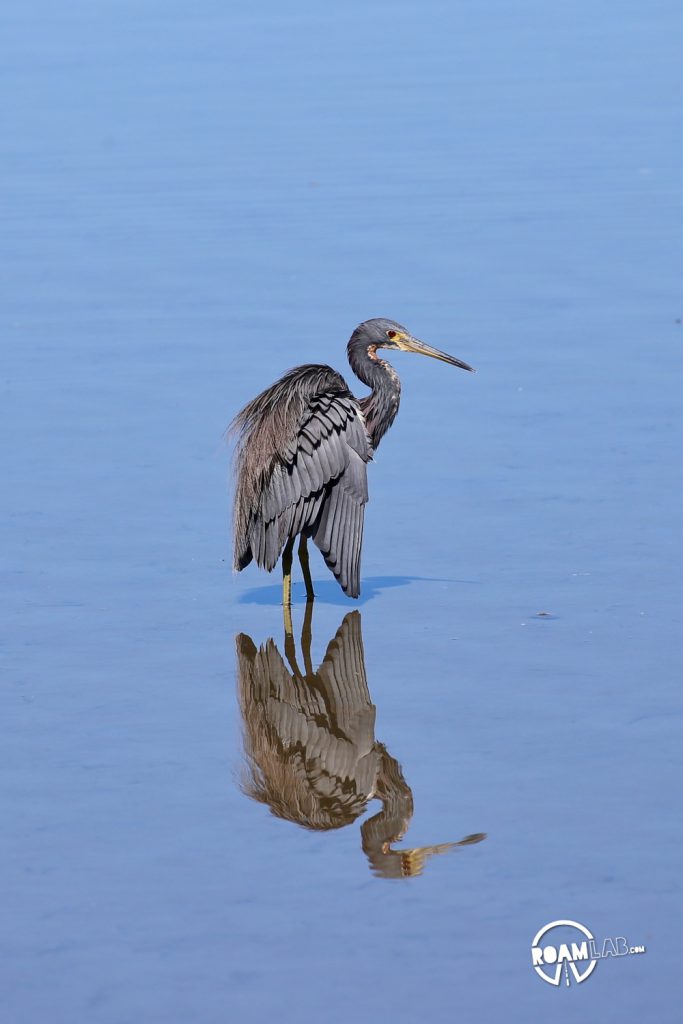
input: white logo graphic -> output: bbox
[531,919,646,987]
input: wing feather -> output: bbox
[232,364,372,593]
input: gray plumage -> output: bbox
[232,364,371,597]
[230,318,474,598]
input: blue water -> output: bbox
[2,1,681,1021]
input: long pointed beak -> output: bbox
[395,334,475,372]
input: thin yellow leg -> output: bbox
[282,538,294,609]
[298,535,315,601]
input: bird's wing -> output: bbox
[233,365,371,596]
[309,400,369,597]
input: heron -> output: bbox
[231,317,474,606]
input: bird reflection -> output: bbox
[235,607,486,878]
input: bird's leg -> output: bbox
[282,538,295,611]
[298,535,315,601]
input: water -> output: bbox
[2,1,681,1020]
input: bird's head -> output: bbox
[347,317,475,372]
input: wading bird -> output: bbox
[231,318,474,605]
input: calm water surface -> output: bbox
[2,1,681,1021]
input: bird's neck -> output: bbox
[350,350,401,451]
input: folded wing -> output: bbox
[232,364,371,597]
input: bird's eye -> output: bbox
[386,330,397,340]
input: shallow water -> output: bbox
[2,1,682,1021]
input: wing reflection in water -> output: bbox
[235,608,486,878]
